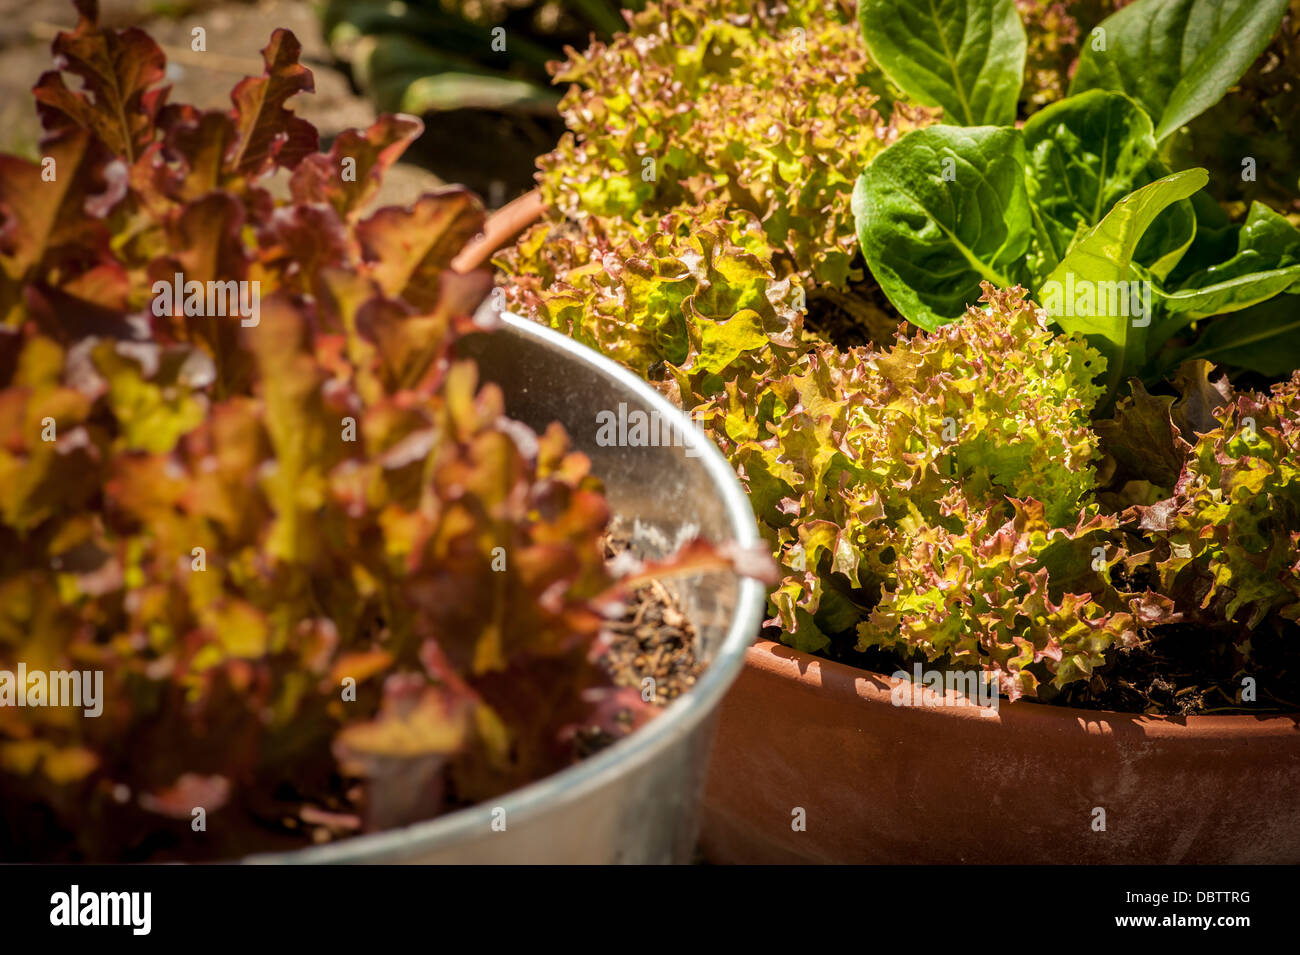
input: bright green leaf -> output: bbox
[695,309,771,373]
[1024,92,1157,248]
[1070,0,1290,142]
[854,125,1032,330]
[857,0,1026,126]
[1158,295,1300,377]
[1157,202,1300,320]
[1040,168,1209,388]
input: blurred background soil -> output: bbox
[0,0,556,208]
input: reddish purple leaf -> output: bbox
[226,29,318,178]
[290,114,424,219]
[31,3,167,162]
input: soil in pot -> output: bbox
[572,531,703,758]
[599,532,703,701]
[811,616,1300,717]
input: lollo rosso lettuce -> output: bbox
[0,0,701,862]
[1016,0,1086,112]
[1115,366,1300,631]
[501,202,807,406]
[713,284,1175,699]
[505,193,1300,702]
[520,0,936,293]
[500,0,1300,708]
[505,202,1183,697]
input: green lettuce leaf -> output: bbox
[1157,295,1300,378]
[853,124,1032,329]
[1040,168,1209,388]
[857,0,1026,125]
[1070,0,1291,142]
[1022,89,1194,282]
[1156,201,1300,320]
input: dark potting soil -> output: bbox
[808,617,1300,717]
[572,533,704,758]
[598,534,703,706]
[805,273,907,350]
[1049,621,1300,716]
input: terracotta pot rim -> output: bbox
[747,638,1300,737]
[451,188,545,274]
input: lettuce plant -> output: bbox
[502,203,807,405]
[0,1,685,862]
[1163,0,1300,213]
[856,0,1028,125]
[502,0,1300,708]
[717,285,1174,698]
[1144,376,1300,629]
[1016,0,1086,112]
[854,0,1300,390]
[519,0,936,292]
[1107,366,1300,630]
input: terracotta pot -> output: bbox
[452,188,544,274]
[478,189,1300,864]
[701,639,1300,864]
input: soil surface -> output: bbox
[805,272,908,350]
[574,533,704,758]
[599,533,703,705]
[809,617,1300,717]
[1051,622,1300,716]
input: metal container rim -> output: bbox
[243,312,768,863]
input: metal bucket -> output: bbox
[245,312,767,864]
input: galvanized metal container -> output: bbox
[246,312,767,864]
